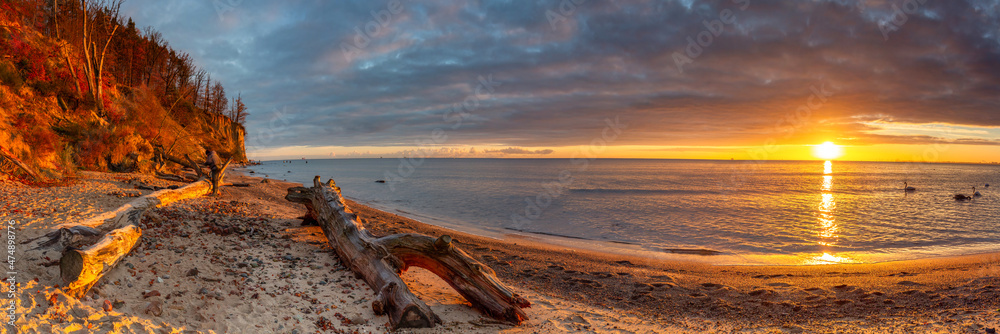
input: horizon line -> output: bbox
[248,157,1000,165]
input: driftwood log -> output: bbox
[156,171,197,183]
[376,234,530,323]
[158,152,201,177]
[26,179,212,253]
[48,179,213,298]
[185,154,205,179]
[23,175,220,299]
[59,225,142,298]
[285,176,529,329]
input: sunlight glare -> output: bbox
[814,252,853,264]
[813,142,844,160]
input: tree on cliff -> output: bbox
[229,92,248,125]
[80,0,123,116]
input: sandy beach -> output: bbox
[3,171,999,333]
[4,0,999,332]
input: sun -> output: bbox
[813,142,844,160]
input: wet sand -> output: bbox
[3,171,1000,333]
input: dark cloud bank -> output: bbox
[121,0,1000,152]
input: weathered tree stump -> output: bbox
[285,176,529,329]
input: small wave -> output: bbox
[503,227,640,245]
[655,248,724,256]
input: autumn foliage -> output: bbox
[0,0,247,183]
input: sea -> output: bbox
[249,159,1000,265]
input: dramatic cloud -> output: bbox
[121,0,1000,155]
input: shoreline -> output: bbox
[370,203,1000,266]
[5,171,1000,332]
[246,160,1000,268]
[336,186,1000,267]
[338,178,1000,331]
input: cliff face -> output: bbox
[204,111,247,162]
[0,4,246,183]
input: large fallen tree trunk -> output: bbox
[24,176,218,299]
[286,178,439,328]
[26,179,211,253]
[66,180,209,231]
[376,234,531,323]
[285,176,529,329]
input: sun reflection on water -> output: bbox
[817,193,837,245]
[814,160,849,262]
[808,252,858,264]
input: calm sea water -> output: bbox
[250,159,1000,265]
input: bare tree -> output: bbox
[202,74,212,110]
[211,81,227,115]
[142,26,166,86]
[191,69,207,107]
[52,0,59,39]
[80,0,123,116]
[230,92,248,125]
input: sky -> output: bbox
[120,0,1000,163]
